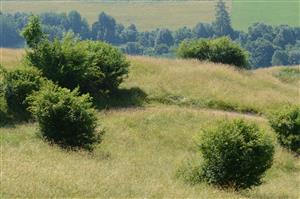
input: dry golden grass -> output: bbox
[1,48,299,198]
[2,107,299,198]
[0,48,24,70]
[126,56,299,114]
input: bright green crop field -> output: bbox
[232,0,300,31]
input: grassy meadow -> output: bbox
[232,0,300,31]
[1,48,300,198]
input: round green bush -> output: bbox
[177,37,249,69]
[3,67,43,119]
[28,82,101,150]
[268,105,300,154]
[197,119,274,189]
[25,32,129,97]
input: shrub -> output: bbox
[23,16,129,97]
[25,34,129,97]
[197,119,274,189]
[83,40,129,93]
[177,37,249,68]
[27,82,101,150]
[268,105,300,154]
[3,67,43,119]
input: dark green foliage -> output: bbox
[3,67,43,119]
[123,42,144,55]
[122,24,138,43]
[197,119,274,189]
[155,43,170,55]
[24,22,129,96]
[174,27,193,45]
[83,40,129,93]
[28,82,101,150]
[155,28,174,47]
[245,38,275,68]
[92,12,118,43]
[193,23,214,38]
[2,8,300,68]
[177,39,210,60]
[288,50,300,65]
[22,15,44,48]
[177,37,249,68]
[67,10,90,39]
[268,105,300,154]
[272,50,289,66]
[248,23,274,41]
[213,0,233,37]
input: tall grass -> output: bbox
[1,48,299,198]
[125,56,299,114]
[2,107,299,198]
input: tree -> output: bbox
[155,43,169,54]
[272,50,289,66]
[273,25,296,47]
[245,38,275,68]
[248,23,274,41]
[91,12,117,43]
[155,28,174,47]
[138,31,155,48]
[22,15,45,48]
[122,24,138,42]
[193,23,214,38]
[67,10,90,39]
[288,50,300,65]
[213,0,233,37]
[174,26,193,45]
[123,42,143,55]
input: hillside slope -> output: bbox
[1,49,300,198]
[125,56,299,114]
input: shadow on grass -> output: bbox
[0,110,32,128]
[94,87,148,110]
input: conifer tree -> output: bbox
[213,0,233,37]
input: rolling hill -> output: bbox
[1,48,299,198]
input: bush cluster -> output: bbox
[3,67,43,119]
[177,37,249,68]
[25,33,129,97]
[197,119,274,189]
[28,82,101,150]
[268,105,300,154]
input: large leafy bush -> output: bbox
[197,119,274,189]
[23,16,129,97]
[177,37,249,68]
[268,105,300,154]
[28,82,101,150]
[3,67,43,119]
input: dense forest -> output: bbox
[1,1,300,68]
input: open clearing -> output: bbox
[232,0,300,31]
[1,48,300,198]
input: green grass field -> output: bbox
[232,0,300,31]
[1,48,300,198]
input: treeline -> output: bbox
[1,1,300,68]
